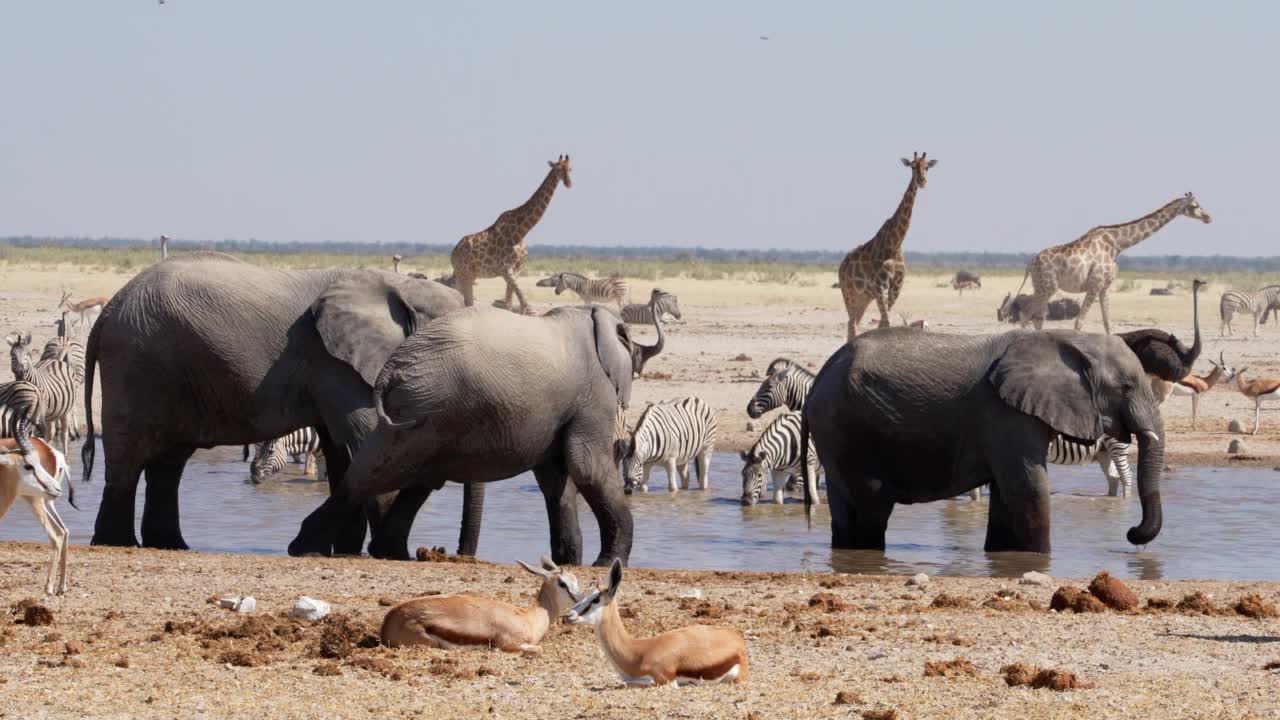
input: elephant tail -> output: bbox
[800,410,814,524]
[373,376,417,430]
[79,311,102,484]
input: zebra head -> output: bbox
[5,332,35,381]
[747,365,808,418]
[249,439,285,485]
[747,372,785,419]
[535,273,569,295]
[620,430,647,495]
[739,451,768,506]
[653,289,682,320]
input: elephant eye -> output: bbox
[1122,384,1134,396]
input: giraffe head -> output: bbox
[900,152,937,188]
[548,154,573,189]
[1179,192,1212,224]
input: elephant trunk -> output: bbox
[456,482,484,556]
[1126,420,1164,546]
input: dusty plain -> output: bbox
[2,260,1280,719]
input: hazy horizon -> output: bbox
[4,2,1277,256]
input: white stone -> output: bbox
[1019,571,1053,587]
[290,596,331,621]
[678,588,703,600]
[905,573,930,587]
[218,596,256,613]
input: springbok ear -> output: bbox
[517,559,550,578]
[926,159,938,168]
[989,332,1105,441]
[605,558,623,600]
[540,555,559,573]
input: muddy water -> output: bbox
[4,445,1277,580]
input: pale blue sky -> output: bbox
[3,2,1277,254]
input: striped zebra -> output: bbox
[968,435,1133,500]
[621,288,682,325]
[621,396,717,494]
[739,411,822,506]
[747,358,815,418]
[6,333,76,455]
[0,380,42,439]
[535,272,628,308]
[40,315,86,439]
[1220,286,1280,336]
[246,428,326,484]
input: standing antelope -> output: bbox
[535,272,628,308]
[1154,351,1236,429]
[1232,367,1280,435]
[565,559,749,687]
[380,557,581,653]
[1,421,74,595]
[60,290,108,331]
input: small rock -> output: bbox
[1088,572,1138,611]
[732,353,752,362]
[63,641,83,655]
[290,596,331,622]
[1228,439,1247,454]
[867,650,887,661]
[218,596,256,613]
[1019,571,1053,587]
[1228,419,1246,434]
[834,690,864,705]
[745,421,755,432]
[678,588,703,600]
[905,573,930,587]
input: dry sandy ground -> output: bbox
[4,263,1277,464]
[2,544,1279,720]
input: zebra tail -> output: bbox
[800,410,813,524]
[79,312,102,484]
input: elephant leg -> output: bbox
[367,486,432,560]
[140,446,196,550]
[290,431,363,557]
[92,453,143,547]
[534,463,584,566]
[825,458,894,550]
[576,475,634,567]
[984,461,1051,553]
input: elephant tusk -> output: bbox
[1142,430,1161,444]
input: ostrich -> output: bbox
[159,234,171,261]
[1117,278,1205,385]
[392,254,404,274]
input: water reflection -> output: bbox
[2,445,1277,581]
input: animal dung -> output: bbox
[23,604,55,626]
[1087,572,1138,611]
[290,596,331,622]
[218,596,257,613]
[1001,663,1092,690]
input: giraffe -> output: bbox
[1017,193,1212,334]
[450,155,573,314]
[837,152,936,341]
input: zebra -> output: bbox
[40,313,85,439]
[967,435,1133,500]
[747,358,815,418]
[739,411,822,506]
[535,272,628,308]
[1219,286,1280,336]
[621,288,682,325]
[621,396,717,495]
[0,380,42,439]
[246,428,326,484]
[6,333,76,455]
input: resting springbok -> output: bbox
[60,291,109,331]
[1,422,74,595]
[1154,351,1236,429]
[564,559,750,687]
[1232,367,1280,435]
[380,557,581,653]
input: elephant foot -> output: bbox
[288,537,334,558]
[592,553,626,568]
[90,530,140,548]
[367,540,411,561]
[141,534,190,551]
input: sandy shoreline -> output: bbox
[2,543,1279,719]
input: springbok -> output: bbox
[0,422,74,595]
[564,559,750,687]
[1232,367,1280,435]
[60,290,109,331]
[380,557,581,653]
[1155,351,1236,429]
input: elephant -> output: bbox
[339,302,657,567]
[81,252,473,557]
[801,327,1164,554]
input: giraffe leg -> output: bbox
[844,292,872,343]
[1075,289,1099,332]
[1097,287,1113,335]
[458,274,477,307]
[502,270,530,315]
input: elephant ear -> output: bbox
[312,271,463,386]
[591,306,633,409]
[988,332,1104,441]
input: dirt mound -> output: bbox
[924,657,979,678]
[808,592,846,611]
[415,546,479,564]
[1002,663,1093,691]
[923,633,976,647]
[348,654,405,680]
[862,709,899,720]
[1144,597,1175,611]
[1049,586,1105,613]
[1176,591,1223,615]
[1234,593,1280,619]
[930,593,971,609]
[1088,572,1138,611]
[833,690,864,705]
[313,661,343,676]
[23,604,54,626]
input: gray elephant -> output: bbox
[340,303,650,567]
[801,328,1164,553]
[82,253,472,557]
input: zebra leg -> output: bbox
[640,465,652,493]
[770,470,785,505]
[304,452,317,477]
[139,445,196,550]
[534,463,583,567]
[665,459,679,493]
[677,462,691,490]
[968,486,982,501]
[695,451,711,490]
[1191,394,1199,431]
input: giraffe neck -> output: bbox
[503,168,562,244]
[1109,197,1187,253]
[871,174,920,256]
